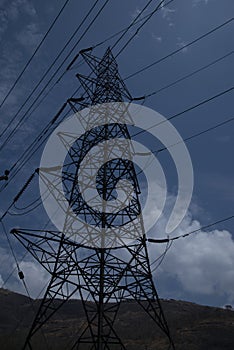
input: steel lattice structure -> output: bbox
[12,48,175,349]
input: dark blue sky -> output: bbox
[0,0,234,307]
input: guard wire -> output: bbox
[0,0,71,110]
[125,17,234,80]
[148,214,234,243]
[0,0,107,147]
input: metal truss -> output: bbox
[12,48,175,349]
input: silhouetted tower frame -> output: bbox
[12,48,175,350]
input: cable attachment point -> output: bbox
[148,238,170,243]
[10,228,17,234]
[0,169,10,181]
[13,170,37,203]
[130,96,145,101]
[66,47,93,71]
[18,271,24,280]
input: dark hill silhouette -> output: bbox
[0,288,234,349]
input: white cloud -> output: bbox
[2,209,234,304]
[192,0,209,7]
[152,33,162,43]
[7,1,20,20]
[0,9,8,37]
[11,0,37,18]
[0,274,3,286]
[0,244,49,298]
[176,36,188,53]
[160,1,176,25]
[18,260,49,297]
[145,187,234,303]
[156,229,234,298]
[0,0,37,39]
[16,22,43,53]
[21,0,37,17]
[130,7,142,20]
[161,6,176,19]
[1,176,233,305]
[0,0,42,134]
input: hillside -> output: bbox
[0,288,233,349]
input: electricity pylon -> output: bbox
[12,48,175,349]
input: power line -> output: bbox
[0,240,50,349]
[1,52,232,194]
[0,0,143,163]
[3,109,233,250]
[93,2,170,50]
[0,0,168,196]
[0,0,71,110]
[143,50,234,99]
[0,0,168,152]
[0,6,232,338]
[148,213,234,268]
[154,115,234,154]
[115,0,173,58]
[0,221,49,349]
[147,214,234,243]
[125,17,234,80]
[0,9,232,212]
[0,220,21,280]
[6,0,168,150]
[136,114,234,178]
[5,114,234,222]
[9,49,234,176]
[0,170,38,220]
[0,1,106,312]
[0,0,174,161]
[61,0,171,61]
[0,93,76,193]
[1,103,71,191]
[132,85,234,138]
[113,0,173,54]
[38,14,232,121]
[111,0,156,51]
[16,51,234,173]
[0,212,59,291]
[0,5,229,157]
[0,250,28,289]
[62,0,172,70]
[3,275,50,349]
[150,241,173,273]
[3,121,234,290]
[0,0,106,146]
[1,83,232,202]
[0,0,171,156]
[7,0,171,144]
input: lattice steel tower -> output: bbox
[12,48,175,349]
